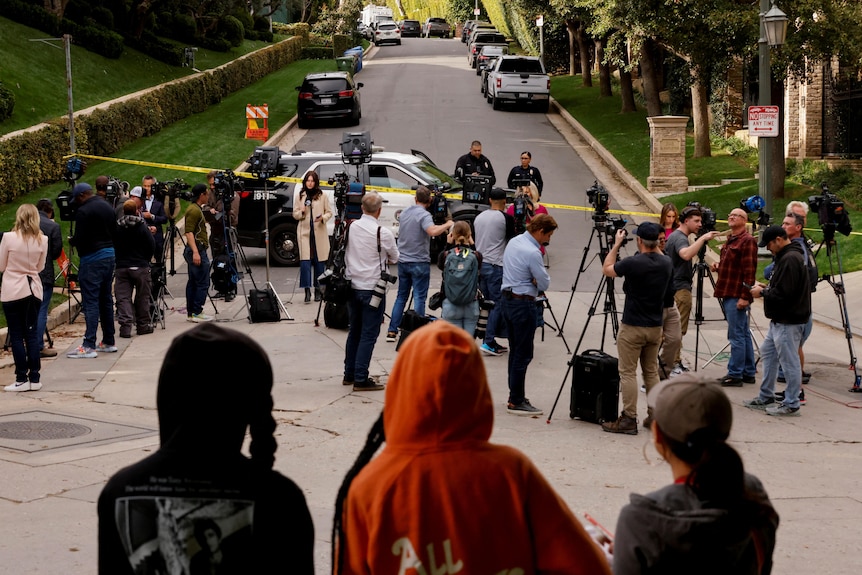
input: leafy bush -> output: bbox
[786,159,862,208]
[3,0,61,36]
[60,19,124,58]
[90,6,114,29]
[220,15,245,48]
[233,8,254,33]
[198,36,233,52]
[713,135,758,170]
[275,22,310,43]
[173,14,197,41]
[301,46,335,60]
[0,83,15,122]
[253,16,271,32]
[125,33,184,66]
[333,34,353,56]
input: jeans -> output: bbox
[299,258,325,289]
[184,246,210,316]
[722,298,756,378]
[3,296,41,383]
[617,323,663,418]
[387,261,430,333]
[659,305,682,378]
[344,289,385,384]
[115,267,153,333]
[759,321,804,409]
[442,299,479,338]
[777,314,813,379]
[36,282,53,351]
[502,297,537,405]
[78,256,116,349]
[478,263,504,344]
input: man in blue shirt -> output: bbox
[386,187,453,342]
[500,214,557,416]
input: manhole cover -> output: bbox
[0,420,91,440]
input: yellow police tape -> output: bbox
[65,153,858,236]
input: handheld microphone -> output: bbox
[305,199,312,206]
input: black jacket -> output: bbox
[70,196,116,257]
[38,211,63,285]
[115,215,155,268]
[455,153,496,184]
[507,165,543,193]
[762,241,811,324]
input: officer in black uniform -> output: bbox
[507,151,543,196]
[454,140,496,185]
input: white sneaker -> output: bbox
[187,313,213,323]
[97,342,118,353]
[4,381,31,392]
[670,365,685,377]
[67,346,98,359]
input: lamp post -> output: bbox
[536,15,544,67]
[757,0,789,218]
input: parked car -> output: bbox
[356,21,373,41]
[461,20,486,43]
[374,21,401,46]
[295,72,362,129]
[423,17,451,38]
[465,22,497,45]
[467,32,508,68]
[236,148,483,266]
[399,19,421,37]
[476,45,507,76]
[485,56,550,112]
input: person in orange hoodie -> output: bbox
[332,321,611,575]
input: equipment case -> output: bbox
[249,288,280,323]
[570,349,620,424]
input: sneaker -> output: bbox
[492,342,508,353]
[675,362,690,373]
[719,375,743,387]
[480,342,502,356]
[643,408,654,430]
[187,313,212,323]
[137,326,154,335]
[224,293,236,302]
[743,397,775,410]
[775,389,806,405]
[98,342,118,353]
[4,381,32,392]
[39,348,58,358]
[507,399,543,416]
[353,379,385,391]
[601,413,638,435]
[669,365,684,377]
[342,378,354,386]
[639,384,646,393]
[67,346,97,359]
[766,403,801,416]
[742,375,756,384]
[802,371,812,384]
[386,331,397,343]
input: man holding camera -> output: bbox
[343,192,399,392]
[601,223,672,434]
[455,140,496,185]
[711,207,758,386]
[184,184,212,323]
[665,206,720,373]
[141,175,167,262]
[385,186,453,342]
[205,170,240,301]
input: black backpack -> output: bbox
[210,253,236,293]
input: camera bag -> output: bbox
[322,224,352,304]
[570,349,620,424]
[249,288,280,323]
[324,300,349,329]
[395,310,434,351]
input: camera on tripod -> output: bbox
[686,201,717,235]
[587,181,610,215]
[212,171,242,205]
[341,131,373,166]
[740,195,771,227]
[427,183,450,225]
[809,182,852,237]
[105,176,129,207]
[462,175,492,204]
[369,270,397,309]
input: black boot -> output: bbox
[304,288,312,303]
[314,287,322,302]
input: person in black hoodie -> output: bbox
[36,199,63,357]
[98,323,315,574]
[745,225,811,416]
[613,374,778,575]
[114,200,155,338]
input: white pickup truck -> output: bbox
[485,56,550,113]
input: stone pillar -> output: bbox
[647,116,689,194]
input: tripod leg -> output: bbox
[546,359,576,423]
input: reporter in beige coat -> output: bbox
[293,170,333,302]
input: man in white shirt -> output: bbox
[343,192,399,391]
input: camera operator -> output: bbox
[343,192,399,392]
[454,140,495,185]
[67,183,118,359]
[141,175,167,262]
[501,214,558,416]
[36,199,62,358]
[184,184,212,323]
[385,186,453,342]
[507,183,547,235]
[205,170,240,300]
[601,223,672,434]
[665,206,720,374]
[711,208,758,387]
[114,200,155,338]
[506,151,543,197]
[474,188,516,356]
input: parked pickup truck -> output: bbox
[467,31,508,68]
[485,56,550,113]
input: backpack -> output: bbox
[210,253,236,293]
[443,247,479,306]
[802,241,818,292]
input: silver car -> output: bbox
[374,22,401,46]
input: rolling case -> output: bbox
[570,349,620,424]
[249,288,280,323]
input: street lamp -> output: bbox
[757,0,788,219]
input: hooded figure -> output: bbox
[98,324,314,574]
[334,321,610,575]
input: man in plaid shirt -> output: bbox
[711,208,758,386]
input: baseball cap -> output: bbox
[647,374,732,445]
[758,225,787,247]
[129,186,143,198]
[71,183,92,200]
[489,187,507,201]
[630,222,662,242]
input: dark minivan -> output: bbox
[295,72,362,129]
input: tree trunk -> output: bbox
[395,0,406,18]
[639,39,662,117]
[597,37,612,97]
[43,0,69,18]
[619,67,636,112]
[565,20,577,76]
[690,67,711,158]
[574,23,592,87]
[771,77,786,200]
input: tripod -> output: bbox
[251,174,292,321]
[537,294,571,353]
[814,229,862,391]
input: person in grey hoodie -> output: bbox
[613,375,778,575]
[114,200,155,337]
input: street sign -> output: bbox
[473,8,480,16]
[536,15,544,27]
[748,105,779,138]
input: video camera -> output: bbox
[809,182,852,238]
[686,201,717,235]
[740,195,771,227]
[462,174,492,204]
[427,183,450,225]
[587,181,610,215]
[154,178,194,222]
[341,131,373,166]
[105,176,129,208]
